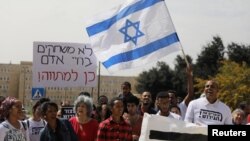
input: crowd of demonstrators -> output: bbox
[69,95,98,141]
[0,96,29,141]
[2,74,250,141]
[184,80,232,126]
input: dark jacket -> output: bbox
[40,118,77,141]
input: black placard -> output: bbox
[60,106,75,119]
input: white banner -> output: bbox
[139,113,207,141]
[33,42,97,87]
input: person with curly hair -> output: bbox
[0,96,29,141]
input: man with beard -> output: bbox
[138,91,156,116]
[184,80,232,126]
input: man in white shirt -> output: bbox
[156,91,182,120]
[184,80,232,126]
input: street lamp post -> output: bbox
[23,68,26,106]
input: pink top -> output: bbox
[69,116,99,141]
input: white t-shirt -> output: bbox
[0,120,30,141]
[24,118,46,141]
[178,101,187,119]
[184,97,232,126]
[156,111,182,120]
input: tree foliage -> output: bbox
[227,42,250,66]
[172,55,193,98]
[216,61,250,109]
[135,62,174,100]
[194,36,225,79]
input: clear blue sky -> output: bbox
[0,0,249,76]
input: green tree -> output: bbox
[194,36,225,79]
[172,55,193,99]
[135,61,174,100]
[216,61,250,109]
[227,42,250,66]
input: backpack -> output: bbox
[21,121,27,130]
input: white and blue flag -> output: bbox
[86,0,181,73]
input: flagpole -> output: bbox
[163,1,190,67]
[179,42,190,67]
[97,61,101,101]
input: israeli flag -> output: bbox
[86,0,181,73]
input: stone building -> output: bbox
[0,61,138,111]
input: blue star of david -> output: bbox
[119,19,144,45]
